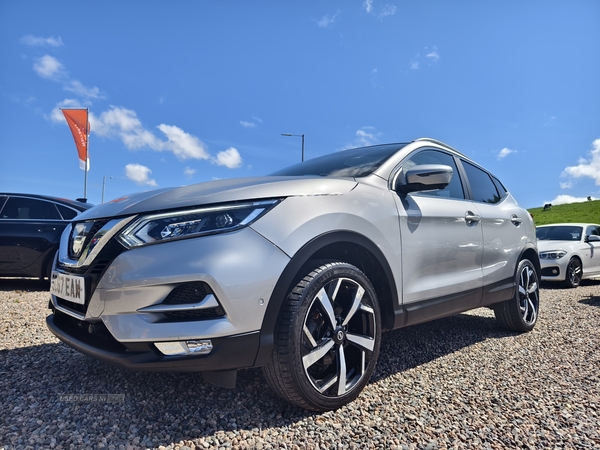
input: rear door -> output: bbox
[459,161,526,304]
[0,196,65,275]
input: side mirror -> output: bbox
[586,234,600,242]
[395,164,453,194]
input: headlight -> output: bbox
[539,250,567,260]
[117,199,281,248]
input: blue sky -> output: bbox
[1,1,599,208]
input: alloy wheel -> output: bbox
[518,263,539,326]
[301,277,377,398]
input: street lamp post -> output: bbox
[281,133,305,162]
[102,175,113,203]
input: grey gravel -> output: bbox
[1,278,599,450]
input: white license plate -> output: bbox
[50,272,86,305]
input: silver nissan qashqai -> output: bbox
[47,138,540,411]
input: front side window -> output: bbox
[0,197,61,220]
[462,161,501,204]
[397,149,465,199]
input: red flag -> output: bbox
[62,109,90,171]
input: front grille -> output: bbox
[163,282,213,305]
[56,297,86,315]
[57,233,128,316]
[162,307,225,321]
[68,219,110,259]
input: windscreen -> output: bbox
[536,226,583,241]
[270,143,407,178]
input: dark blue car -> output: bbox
[0,193,92,279]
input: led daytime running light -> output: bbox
[118,199,280,248]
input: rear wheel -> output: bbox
[494,258,539,332]
[263,261,381,411]
[563,257,582,288]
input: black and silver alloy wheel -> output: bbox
[264,261,381,412]
[564,257,582,288]
[517,261,539,327]
[494,258,540,332]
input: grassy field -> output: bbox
[528,199,600,226]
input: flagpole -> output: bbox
[84,108,88,200]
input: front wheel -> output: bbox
[563,257,582,288]
[263,261,381,411]
[494,258,540,332]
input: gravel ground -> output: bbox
[0,278,599,450]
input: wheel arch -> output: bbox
[519,245,541,278]
[254,230,398,367]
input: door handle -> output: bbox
[511,215,523,226]
[465,211,481,226]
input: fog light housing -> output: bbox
[155,340,213,356]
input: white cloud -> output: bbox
[409,46,440,70]
[317,11,340,28]
[21,35,63,47]
[33,55,64,79]
[363,0,373,13]
[497,147,516,160]
[545,195,597,206]
[125,163,157,186]
[214,147,242,169]
[64,80,102,99]
[252,116,263,123]
[88,106,240,167]
[240,121,256,128]
[426,46,440,62]
[378,5,397,19]
[561,138,600,186]
[560,181,573,189]
[158,124,211,160]
[345,126,380,148]
[184,167,196,178]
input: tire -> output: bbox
[562,257,582,288]
[494,258,540,332]
[263,261,381,411]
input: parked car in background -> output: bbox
[0,193,92,279]
[46,138,540,412]
[536,223,600,288]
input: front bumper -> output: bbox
[540,259,566,282]
[48,226,290,371]
[46,311,260,371]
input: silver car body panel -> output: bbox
[51,227,290,341]
[46,138,538,376]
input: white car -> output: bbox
[536,223,600,287]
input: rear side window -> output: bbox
[462,161,501,204]
[0,197,62,220]
[56,204,79,220]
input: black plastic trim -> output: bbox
[46,313,259,372]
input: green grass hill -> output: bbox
[527,199,600,226]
